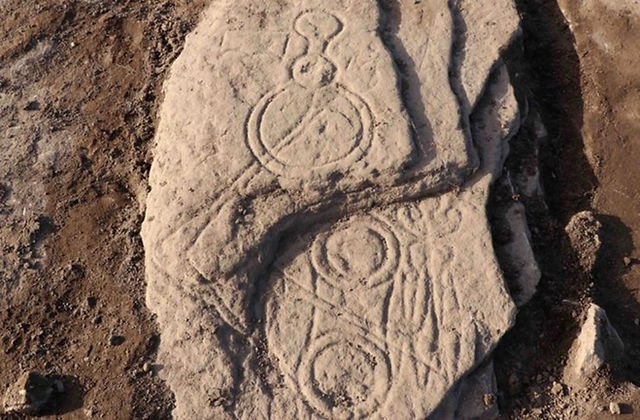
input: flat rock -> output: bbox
[142,1,521,418]
[609,402,622,415]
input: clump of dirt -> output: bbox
[0,0,206,417]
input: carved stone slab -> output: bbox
[257,64,518,419]
[141,0,521,418]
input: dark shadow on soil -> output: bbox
[491,0,598,415]
[518,1,597,218]
[493,0,640,416]
[595,214,640,385]
[41,374,85,416]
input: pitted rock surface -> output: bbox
[142,1,522,418]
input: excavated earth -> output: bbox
[0,0,638,419]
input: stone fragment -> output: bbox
[551,381,564,396]
[498,202,541,306]
[141,0,521,417]
[2,372,53,415]
[108,334,125,346]
[609,401,621,415]
[483,393,496,407]
[564,304,624,387]
[149,59,518,419]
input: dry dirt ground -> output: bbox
[0,0,638,419]
[493,0,640,418]
[0,1,206,418]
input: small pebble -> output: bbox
[609,402,621,415]
[551,381,564,396]
[482,393,495,407]
[108,335,125,346]
[623,257,632,266]
[143,362,152,373]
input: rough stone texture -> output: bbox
[499,202,541,306]
[431,361,500,420]
[141,0,521,418]
[564,304,624,388]
[2,372,53,415]
[259,64,517,417]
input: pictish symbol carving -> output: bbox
[311,216,399,290]
[298,331,391,418]
[247,10,374,178]
[267,214,425,418]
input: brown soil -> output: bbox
[559,0,640,384]
[1,0,638,419]
[493,0,640,418]
[0,1,206,418]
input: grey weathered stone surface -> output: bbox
[500,202,541,306]
[141,1,522,418]
[564,304,624,387]
[261,63,517,416]
[431,360,500,420]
